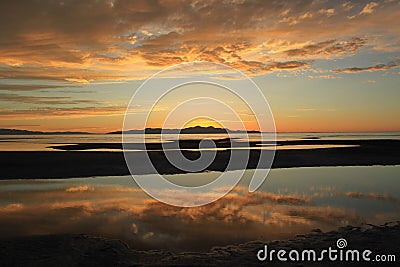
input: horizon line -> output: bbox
[1,127,400,135]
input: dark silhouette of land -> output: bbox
[0,221,399,266]
[0,139,399,179]
[108,125,260,134]
[0,126,259,135]
[0,128,90,135]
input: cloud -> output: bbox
[0,93,100,105]
[0,182,379,251]
[0,65,127,83]
[283,37,366,58]
[332,60,400,73]
[0,0,398,83]
[0,203,24,212]
[0,106,125,120]
[342,2,354,12]
[345,192,398,202]
[65,185,95,193]
[348,2,380,19]
[308,75,338,79]
[0,124,41,128]
[142,232,154,240]
[296,108,316,111]
[318,8,335,17]
[299,12,313,20]
[229,60,311,75]
[360,2,379,15]
[0,84,80,91]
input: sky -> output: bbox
[0,0,399,133]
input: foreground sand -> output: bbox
[1,139,399,179]
[0,221,398,266]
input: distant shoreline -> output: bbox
[0,139,399,179]
[0,126,260,135]
[2,127,399,136]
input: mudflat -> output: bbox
[0,221,399,266]
[0,139,399,179]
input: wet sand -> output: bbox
[0,139,399,179]
[1,221,399,266]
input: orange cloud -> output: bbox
[0,83,80,91]
[0,106,125,120]
[0,92,101,105]
[332,60,400,73]
[0,0,399,132]
[360,2,379,15]
[0,183,367,250]
[0,0,398,83]
[345,192,398,202]
[283,37,366,58]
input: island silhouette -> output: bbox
[109,126,260,135]
[0,126,260,135]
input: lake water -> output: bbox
[0,166,399,251]
[0,132,399,151]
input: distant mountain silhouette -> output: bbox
[0,126,260,135]
[108,126,260,134]
[0,128,91,135]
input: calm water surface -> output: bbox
[0,166,399,251]
[0,132,398,151]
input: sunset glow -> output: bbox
[0,1,399,132]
